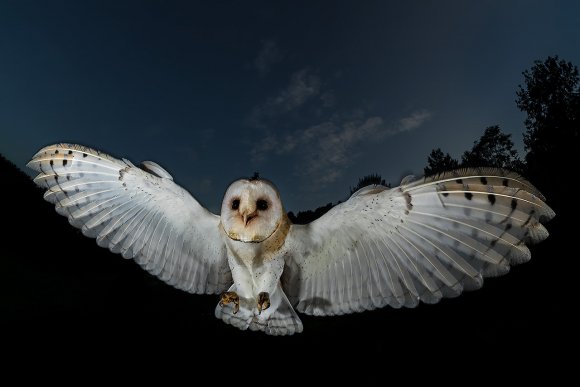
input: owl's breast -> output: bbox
[225,237,262,267]
[222,214,291,267]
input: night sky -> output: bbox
[1,1,579,213]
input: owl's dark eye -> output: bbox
[231,199,240,210]
[256,199,268,211]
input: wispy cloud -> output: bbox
[247,62,431,187]
[254,39,283,74]
[251,109,432,185]
[397,109,432,131]
[273,69,321,111]
[247,69,321,127]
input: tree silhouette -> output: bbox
[289,174,389,224]
[461,125,524,173]
[288,202,335,225]
[516,56,580,208]
[349,173,388,195]
[514,56,580,303]
[424,148,459,176]
[424,127,524,176]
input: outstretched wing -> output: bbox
[282,168,555,316]
[28,144,231,294]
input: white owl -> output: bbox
[28,144,554,335]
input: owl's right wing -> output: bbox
[282,169,554,316]
[28,144,231,294]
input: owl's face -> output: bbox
[220,179,285,243]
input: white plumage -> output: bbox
[28,143,555,335]
[29,144,230,294]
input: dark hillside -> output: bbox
[1,154,569,367]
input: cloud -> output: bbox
[290,116,386,185]
[246,63,432,187]
[247,69,321,127]
[276,69,321,110]
[397,109,432,132]
[254,39,283,74]
[251,109,432,186]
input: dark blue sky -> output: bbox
[1,1,579,212]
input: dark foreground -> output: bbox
[1,156,572,375]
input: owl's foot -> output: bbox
[257,292,270,315]
[219,291,240,314]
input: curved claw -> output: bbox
[219,291,240,314]
[257,292,270,315]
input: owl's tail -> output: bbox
[214,284,303,336]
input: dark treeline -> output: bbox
[425,125,524,175]
[288,202,334,225]
[288,174,389,224]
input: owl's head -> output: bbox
[220,179,285,243]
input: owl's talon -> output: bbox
[257,292,270,315]
[220,291,240,314]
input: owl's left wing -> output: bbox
[282,169,555,316]
[28,144,231,294]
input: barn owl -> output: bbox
[28,144,554,335]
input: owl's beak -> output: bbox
[242,211,257,226]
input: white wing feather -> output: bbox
[282,168,555,316]
[28,144,231,294]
